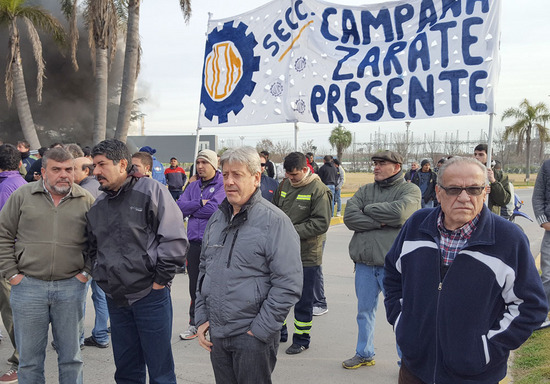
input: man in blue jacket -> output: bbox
[384,156,548,384]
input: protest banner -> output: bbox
[198,0,500,127]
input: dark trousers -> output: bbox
[282,266,318,347]
[169,190,182,201]
[107,288,176,384]
[210,332,279,384]
[399,363,426,384]
[187,240,202,325]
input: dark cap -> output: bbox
[371,150,403,165]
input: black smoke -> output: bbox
[0,0,125,147]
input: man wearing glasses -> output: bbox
[342,150,421,369]
[384,156,548,384]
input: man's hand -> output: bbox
[202,199,209,206]
[152,282,165,290]
[75,273,89,283]
[8,274,23,286]
[542,222,550,231]
[487,168,496,183]
[247,330,254,336]
[198,321,213,352]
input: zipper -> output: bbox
[226,229,239,268]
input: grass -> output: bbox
[341,172,533,194]
[510,327,550,383]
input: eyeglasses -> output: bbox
[260,163,267,167]
[438,185,485,196]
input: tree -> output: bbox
[300,139,316,154]
[328,124,352,161]
[255,138,274,154]
[502,99,550,182]
[85,0,119,144]
[1,0,66,148]
[114,0,192,143]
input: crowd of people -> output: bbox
[0,138,548,384]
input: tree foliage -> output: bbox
[328,124,352,161]
[502,99,550,182]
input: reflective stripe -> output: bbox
[294,319,312,327]
[296,194,311,201]
[280,191,287,198]
[294,328,311,335]
[282,319,287,326]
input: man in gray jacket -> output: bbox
[532,159,550,329]
[342,150,421,369]
[196,146,303,383]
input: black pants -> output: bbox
[187,240,202,325]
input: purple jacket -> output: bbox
[0,171,27,211]
[177,171,225,242]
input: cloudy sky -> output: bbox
[138,0,550,150]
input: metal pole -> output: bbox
[294,122,299,151]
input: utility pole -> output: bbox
[239,136,245,146]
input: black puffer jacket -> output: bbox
[86,173,188,306]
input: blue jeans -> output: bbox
[10,275,86,384]
[91,280,110,344]
[334,187,342,215]
[354,263,385,359]
[327,185,336,215]
[210,332,279,384]
[312,266,327,309]
[541,230,550,307]
[107,287,176,384]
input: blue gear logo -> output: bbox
[201,21,260,124]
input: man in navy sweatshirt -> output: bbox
[384,156,548,384]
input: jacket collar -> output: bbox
[419,205,496,247]
[29,177,88,199]
[219,188,262,225]
[376,169,405,188]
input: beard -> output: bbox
[44,176,72,195]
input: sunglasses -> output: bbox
[438,185,485,196]
[261,163,267,167]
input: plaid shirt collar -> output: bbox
[437,211,480,266]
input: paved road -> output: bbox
[0,188,543,383]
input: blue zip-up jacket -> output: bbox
[384,206,548,384]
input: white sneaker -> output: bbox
[312,307,328,316]
[336,213,342,217]
[179,325,198,340]
[537,318,550,330]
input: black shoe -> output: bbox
[285,344,308,355]
[280,334,288,343]
[83,336,109,349]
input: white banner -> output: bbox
[198,0,500,127]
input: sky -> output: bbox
[138,0,550,151]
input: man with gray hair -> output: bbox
[385,156,548,383]
[196,146,303,383]
[0,147,94,384]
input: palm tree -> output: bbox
[114,0,192,143]
[84,0,119,144]
[501,99,550,183]
[329,124,352,161]
[1,0,66,149]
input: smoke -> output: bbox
[0,0,125,147]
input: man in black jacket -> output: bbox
[86,139,189,384]
[317,155,338,215]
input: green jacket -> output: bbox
[488,169,511,215]
[344,171,421,266]
[272,176,332,267]
[0,181,94,281]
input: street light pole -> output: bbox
[405,121,411,162]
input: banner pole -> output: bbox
[294,122,299,151]
[193,12,213,165]
[486,112,495,168]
